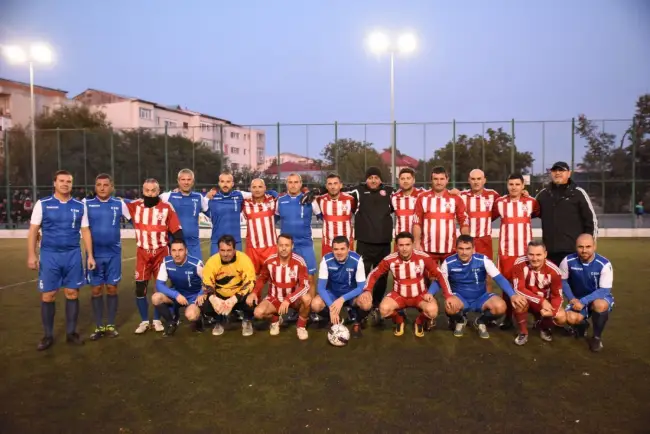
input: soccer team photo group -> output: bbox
[29,163,612,353]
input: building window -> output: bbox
[231,146,240,155]
[243,149,247,155]
[139,107,152,120]
[244,134,248,140]
[231,163,239,171]
[202,140,211,147]
[164,120,177,128]
[42,105,50,116]
[183,122,189,129]
[156,117,160,125]
[230,132,240,139]
[257,149,264,162]
[257,133,265,141]
[200,122,211,131]
[224,145,229,154]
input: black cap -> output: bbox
[365,166,382,180]
[551,161,570,171]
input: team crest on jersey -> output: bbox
[415,266,422,274]
[288,270,297,278]
[521,204,529,214]
[483,198,493,208]
[536,274,551,289]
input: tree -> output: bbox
[575,93,650,212]
[2,105,227,192]
[415,128,534,189]
[321,139,389,184]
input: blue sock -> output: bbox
[136,297,149,321]
[153,305,161,320]
[91,295,104,327]
[478,311,500,325]
[106,294,118,325]
[65,298,79,335]
[41,301,55,337]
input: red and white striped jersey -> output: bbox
[253,253,309,303]
[413,191,469,254]
[492,196,540,257]
[317,193,356,247]
[512,256,563,312]
[126,200,182,250]
[242,195,277,249]
[459,189,500,238]
[391,188,425,235]
[364,250,452,299]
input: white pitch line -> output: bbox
[0,240,210,291]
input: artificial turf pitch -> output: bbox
[0,238,648,433]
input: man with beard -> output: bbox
[125,178,184,334]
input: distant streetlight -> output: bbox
[366,31,417,186]
[1,43,54,202]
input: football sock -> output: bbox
[41,301,55,338]
[153,306,161,320]
[478,311,500,325]
[91,295,104,327]
[541,317,554,330]
[155,303,174,324]
[415,313,427,325]
[449,313,465,324]
[390,312,405,324]
[271,315,280,323]
[65,298,79,335]
[592,311,609,339]
[515,311,528,334]
[106,294,118,325]
[353,307,368,323]
[135,297,148,321]
[297,317,308,328]
[503,294,513,319]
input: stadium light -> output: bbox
[365,31,418,186]
[1,42,55,203]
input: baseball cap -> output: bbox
[551,161,570,171]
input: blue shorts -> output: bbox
[185,240,202,262]
[168,290,200,306]
[566,294,615,318]
[454,292,497,313]
[293,241,317,275]
[38,249,85,293]
[87,255,122,286]
[210,241,242,256]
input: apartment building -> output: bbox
[0,77,69,131]
[258,152,315,171]
[73,89,266,170]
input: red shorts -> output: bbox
[498,255,518,281]
[525,296,560,317]
[134,247,168,282]
[322,239,354,257]
[265,295,302,311]
[426,251,454,265]
[247,245,277,274]
[385,291,425,309]
[474,236,494,260]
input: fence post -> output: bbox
[631,117,637,226]
[57,127,61,170]
[571,117,576,172]
[364,124,368,176]
[334,121,339,174]
[83,130,88,190]
[164,124,169,191]
[510,118,515,173]
[542,122,546,175]
[452,119,456,188]
[4,130,11,228]
[601,121,606,214]
[137,131,141,188]
[422,123,427,185]
[110,128,115,182]
[481,122,486,171]
[276,122,281,192]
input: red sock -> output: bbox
[297,317,308,328]
[271,315,279,323]
[503,293,513,318]
[541,317,554,330]
[415,313,427,325]
[514,311,528,334]
[390,312,404,324]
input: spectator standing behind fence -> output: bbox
[535,161,598,266]
[635,201,644,227]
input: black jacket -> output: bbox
[535,179,598,254]
[346,183,394,244]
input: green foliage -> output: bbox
[321,139,390,183]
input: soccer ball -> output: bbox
[327,324,350,347]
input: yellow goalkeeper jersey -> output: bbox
[202,251,256,298]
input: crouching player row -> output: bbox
[358,232,451,337]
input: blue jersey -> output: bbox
[84,196,130,257]
[205,191,248,244]
[161,191,208,242]
[317,252,366,305]
[31,196,88,252]
[275,193,321,244]
[559,253,613,303]
[440,253,515,300]
[155,255,204,300]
